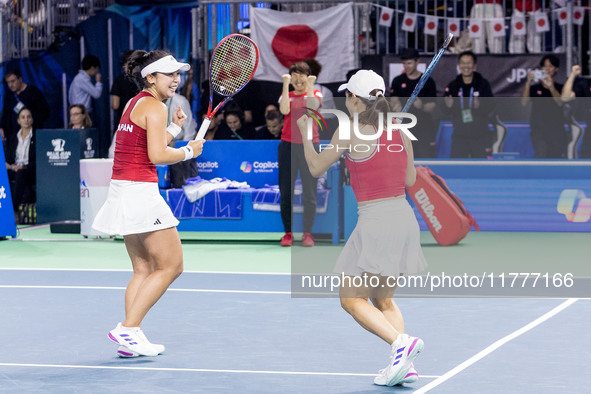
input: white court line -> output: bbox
[413,298,579,394]
[0,362,439,378]
[0,268,291,275]
[0,285,291,295]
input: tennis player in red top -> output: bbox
[296,70,427,386]
[93,50,205,357]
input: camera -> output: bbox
[534,70,547,81]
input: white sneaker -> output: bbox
[117,330,165,357]
[117,343,165,358]
[374,334,424,386]
[398,363,419,385]
[108,323,160,357]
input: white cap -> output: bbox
[141,55,190,78]
[338,70,385,99]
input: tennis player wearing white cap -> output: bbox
[296,70,427,386]
[93,50,205,357]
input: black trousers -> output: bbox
[278,140,318,233]
[530,132,568,159]
[7,166,36,212]
[451,134,492,158]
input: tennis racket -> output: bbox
[195,34,259,140]
[402,33,453,113]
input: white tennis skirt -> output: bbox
[334,198,427,277]
[92,180,179,236]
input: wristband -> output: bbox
[166,123,182,138]
[182,145,194,161]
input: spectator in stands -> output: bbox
[201,113,224,140]
[469,0,504,54]
[180,67,198,123]
[166,93,198,188]
[562,65,591,158]
[111,51,141,125]
[521,54,566,158]
[255,110,283,139]
[69,54,103,114]
[68,104,92,129]
[278,61,322,247]
[231,82,254,125]
[0,68,49,146]
[303,58,337,138]
[4,108,36,223]
[509,0,542,54]
[264,103,279,117]
[389,48,437,158]
[215,104,255,140]
[444,51,494,158]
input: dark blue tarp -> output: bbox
[1,5,194,157]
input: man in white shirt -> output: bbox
[68,55,103,114]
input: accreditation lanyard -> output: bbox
[459,87,474,109]
[459,87,474,123]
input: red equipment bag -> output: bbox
[407,166,479,246]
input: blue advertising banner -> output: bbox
[0,143,17,238]
[177,140,280,188]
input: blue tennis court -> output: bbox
[0,228,589,393]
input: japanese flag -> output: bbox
[490,18,505,38]
[469,19,483,38]
[535,13,550,33]
[250,3,355,83]
[401,12,417,32]
[556,8,569,26]
[512,14,527,35]
[379,7,394,28]
[573,7,585,26]
[447,18,461,37]
[424,15,438,36]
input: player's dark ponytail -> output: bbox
[357,89,391,127]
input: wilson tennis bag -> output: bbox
[407,166,479,246]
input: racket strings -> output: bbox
[210,35,258,96]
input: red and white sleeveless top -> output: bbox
[345,128,408,203]
[112,91,158,182]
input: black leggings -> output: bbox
[278,140,318,233]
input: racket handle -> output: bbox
[195,117,211,140]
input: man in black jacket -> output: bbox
[1,69,50,147]
[444,51,494,158]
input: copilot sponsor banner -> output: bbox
[384,54,567,97]
[80,159,113,236]
[177,140,280,188]
[0,143,17,237]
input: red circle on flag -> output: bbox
[382,13,391,22]
[271,25,319,68]
[574,11,582,20]
[427,22,436,30]
[560,11,567,20]
[450,23,458,32]
[494,23,502,32]
[515,21,524,30]
[471,25,480,33]
[537,18,546,27]
[404,17,413,26]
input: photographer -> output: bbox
[521,55,566,158]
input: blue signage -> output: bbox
[0,142,17,238]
